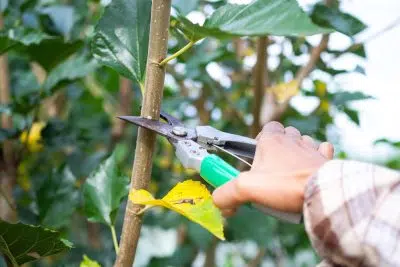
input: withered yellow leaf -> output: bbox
[268,80,299,103]
[130,180,225,240]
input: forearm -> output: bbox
[303,160,400,266]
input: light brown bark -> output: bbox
[114,0,172,266]
[0,15,17,223]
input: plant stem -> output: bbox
[110,225,119,254]
[159,40,196,66]
[114,0,172,266]
[251,36,269,137]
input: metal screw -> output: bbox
[214,137,219,140]
[191,150,197,154]
[172,126,188,137]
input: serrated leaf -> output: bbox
[130,180,225,240]
[43,55,99,93]
[91,0,152,83]
[311,4,366,37]
[36,167,80,229]
[173,0,332,41]
[83,152,129,226]
[0,219,72,266]
[80,255,101,267]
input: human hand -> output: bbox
[212,122,334,216]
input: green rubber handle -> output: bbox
[199,154,240,188]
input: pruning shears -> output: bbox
[119,112,302,224]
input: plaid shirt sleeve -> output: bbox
[303,160,400,267]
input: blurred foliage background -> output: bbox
[0,0,398,266]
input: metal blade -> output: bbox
[118,116,196,142]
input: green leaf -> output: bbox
[38,5,75,37]
[228,206,278,247]
[83,152,129,226]
[173,0,332,40]
[374,138,400,148]
[0,27,84,70]
[172,0,198,15]
[311,4,366,36]
[80,255,101,267]
[342,107,360,125]
[0,28,52,54]
[36,167,79,229]
[26,38,84,71]
[43,55,99,93]
[92,0,152,83]
[332,91,372,107]
[0,219,73,266]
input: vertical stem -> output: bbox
[251,37,269,137]
[114,1,172,266]
[246,247,267,267]
[0,14,17,223]
[111,77,132,146]
[203,238,218,267]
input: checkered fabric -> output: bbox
[303,160,400,267]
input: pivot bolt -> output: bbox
[172,126,188,137]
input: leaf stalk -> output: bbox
[159,40,196,66]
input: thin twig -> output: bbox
[114,1,172,266]
[361,15,400,44]
[159,40,196,66]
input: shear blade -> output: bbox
[117,116,196,142]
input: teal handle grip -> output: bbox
[200,154,239,188]
[199,154,302,224]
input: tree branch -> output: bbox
[114,1,172,266]
[246,247,267,267]
[111,77,132,145]
[203,238,218,267]
[251,36,269,137]
[0,14,17,223]
[260,34,329,124]
[295,35,329,83]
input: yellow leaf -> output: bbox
[20,122,46,152]
[315,80,327,97]
[268,80,299,103]
[130,180,225,240]
[80,255,101,267]
[318,99,330,113]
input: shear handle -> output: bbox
[196,126,256,159]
